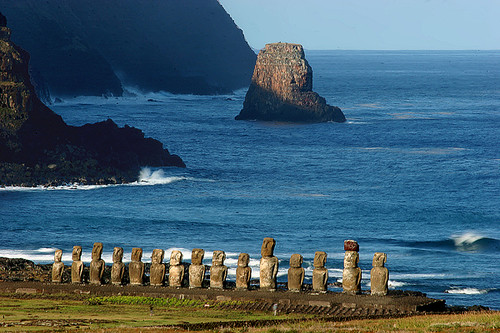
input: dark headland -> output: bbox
[0,13,184,187]
[0,0,256,99]
[236,43,346,123]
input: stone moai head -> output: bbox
[170,250,182,266]
[151,249,165,265]
[191,248,205,265]
[72,246,82,261]
[314,251,327,268]
[113,247,124,263]
[212,251,226,266]
[261,237,276,257]
[54,249,63,262]
[372,252,387,267]
[344,240,359,252]
[238,253,250,267]
[290,254,303,268]
[344,251,359,268]
[92,242,103,260]
[131,248,143,262]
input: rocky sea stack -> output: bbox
[236,43,346,123]
[0,14,184,187]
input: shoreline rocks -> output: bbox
[236,43,346,123]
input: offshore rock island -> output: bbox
[0,0,256,98]
[236,43,346,123]
[0,15,184,187]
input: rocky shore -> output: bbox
[0,14,184,187]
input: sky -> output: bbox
[218,0,499,50]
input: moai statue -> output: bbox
[89,242,105,284]
[51,249,64,283]
[209,250,228,289]
[312,251,328,292]
[287,254,304,292]
[236,253,252,290]
[71,246,84,283]
[168,250,185,288]
[129,247,145,285]
[370,252,389,296]
[342,240,362,294]
[111,247,125,285]
[189,248,205,288]
[150,249,166,286]
[260,237,279,291]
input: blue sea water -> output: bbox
[1,50,499,309]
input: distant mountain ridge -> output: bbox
[0,0,256,98]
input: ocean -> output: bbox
[1,50,499,309]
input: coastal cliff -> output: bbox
[0,15,184,187]
[236,43,346,123]
[0,0,256,98]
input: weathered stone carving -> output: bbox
[209,250,227,289]
[111,247,125,285]
[150,249,166,286]
[129,247,145,286]
[51,249,64,283]
[287,254,304,292]
[312,251,328,292]
[168,250,185,288]
[89,242,105,284]
[189,248,205,288]
[371,252,389,296]
[236,42,345,123]
[342,250,362,294]
[260,237,279,291]
[236,253,252,290]
[71,246,84,283]
[344,239,360,252]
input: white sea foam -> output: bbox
[445,288,488,295]
[390,273,447,279]
[388,280,407,288]
[452,232,484,247]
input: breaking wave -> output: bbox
[445,287,489,295]
[405,232,500,253]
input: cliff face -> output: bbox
[0,18,184,186]
[236,43,346,123]
[0,0,256,97]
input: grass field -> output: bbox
[0,295,498,332]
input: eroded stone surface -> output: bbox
[111,247,125,285]
[210,250,227,289]
[260,237,279,291]
[51,249,64,283]
[344,240,359,252]
[150,249,166,286]
[168,250,184,288]
[313,251,328,292]
[288,254,304,292]
[89,242,105,285]
[236,253,251,290]
[343,250,362,294]
[236,43,345,123]
[371,252,389,296]
[129,248,144,286]
[71,246,83,284]
[189,248,205,288]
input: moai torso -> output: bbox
[312,251,328,292]
[342,249,362,294]
[129,248,145,285]
[51,249,64,283]
[235,253,252,290]
[370,252,389,296]
[71,246,84,284]
[89,242,105,284]
[168,250,184,288]
[111,247,125,285]
[150,249,166,286]
[287,254,304,292]
[209,250,227,289]
[260,237,279,291]
[189,248,205,288]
